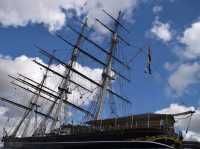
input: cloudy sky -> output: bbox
[0,0,200,142]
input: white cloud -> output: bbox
[166,20,200,97]
[164,62,179,71]
[0,0,138,32]
[150,18,172,42]
[156,103,195,115]
[0,106,18,139]
[184,131,200,142]
[168,62,200,95]
[85,0,137,32]
[0,0,84,32]
[152,5,163,14]
[179,21,200,59]
[156,103,200,142]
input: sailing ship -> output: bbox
[0,10,196,149]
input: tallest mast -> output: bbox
[94,11,122,120]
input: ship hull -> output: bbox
[4,140,174,149]
[3,128,176,149]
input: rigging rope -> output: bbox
[185,113,193,134]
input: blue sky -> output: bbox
[0,0,200,109]
[0,0,200,114]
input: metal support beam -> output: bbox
[35,45,93,93]
[102,9,129,33]
[34,60,131,104]
[66,24,130,69]
[9,75,93,116]
[96,18,130,46]
[56,34,130,82]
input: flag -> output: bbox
[144,47,152,74]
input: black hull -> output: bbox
[4,140,174,149]
[3,128,178,149]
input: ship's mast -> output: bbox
[49,19,88,131]
[34,19,88,134]
[57,10,131,121]
[94,11,124,120]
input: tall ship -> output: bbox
[0,10,197,149]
